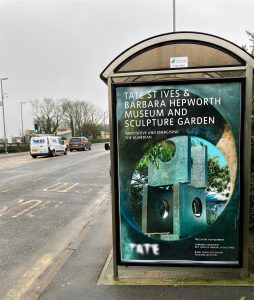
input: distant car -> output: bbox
[69,137,91,151]
[30,136,67,158]
[104,143,110,150]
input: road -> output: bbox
[1,146,254,300]
[0,144,110,299]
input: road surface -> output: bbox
[0,144,110,299]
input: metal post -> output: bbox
[242,66,253,276]
[108,77,118,280]
[1,78,8,153]
[173,0,176,32]
[20,101,26,143]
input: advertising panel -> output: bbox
[114,79,243,266]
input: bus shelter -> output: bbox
[100,32,254,281]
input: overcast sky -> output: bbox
[0,0,253,138]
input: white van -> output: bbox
[30,136,67,158]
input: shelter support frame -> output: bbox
[102,32,254,281]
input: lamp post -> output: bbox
[20,101,26,143]
[173,0,176,32]
[0,78,8,153]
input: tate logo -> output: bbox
[129,243,160,256]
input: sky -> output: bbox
[0,0,253,138]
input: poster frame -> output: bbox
[111,77,246,268]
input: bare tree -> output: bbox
[73,101,90,136]
[31,98,65,134]
[80,102,104,138]
[31,97,104,138]
[243,30,254,56]
[62,100,103,137]
[62,98,76,136]
[88,103,103,125]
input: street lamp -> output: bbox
[0,77,8,153]
[173,0,176,32]
[20,101,26,143]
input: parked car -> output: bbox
[30,136,67,158]
[69,137,91,151]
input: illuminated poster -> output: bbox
[114,79,243,266]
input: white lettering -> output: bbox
[128,243,160,256]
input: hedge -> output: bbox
[91,138,110,144]
[0,143,30,153]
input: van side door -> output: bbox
[57,138,65,153]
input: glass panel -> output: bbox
[116,43,244,73]
[112,71,246,83]
[70,138,81,142]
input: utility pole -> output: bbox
[104,111,106,136]
[20,101,26,143]
[173,0,176,32]
[0,78,8,153]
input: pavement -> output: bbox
[36,198,254,300]
[0,151,29,159]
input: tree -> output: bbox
[191,139,230,196]
[61,98,75,136]
[243,31,254,56]
[136,140,176,170]
[67,100,103,138]
[33,98,105,139]
[80,103,104,138]
[31,98,65,134]
[81,123,102,139]
[72,101,89,136]
[207,156,230,197]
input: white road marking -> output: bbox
[58,183,79,193]
[0,199,64,219]
[0,199,26,216]
[33,177,46,182]
[0,184,16,192]
[43,183,64,192]
[54,202,63,208]
[0,187,12,192]
[0,207,8,216]
[75,188,92,194]
[43,182,79,193]
[12,200,43,218]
